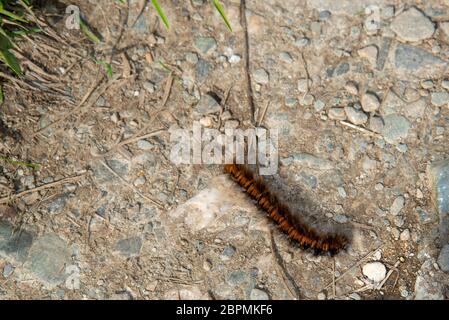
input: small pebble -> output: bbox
[133,176,146,186]
[328,108,346,120]
[345,106,368,125]
[400,229,411,241]
[279,52,293,64]
[361,92,380,112]
[362,262,387,282]
[390,196,405,216]
[228,55,241,64]
[345,81,359,96]
[250,288,269,300]
[294,37,309,47]
[300,94,314,106]
[253,69,269,84]
[314,100,325,112]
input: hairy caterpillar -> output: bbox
[224,164,348,255]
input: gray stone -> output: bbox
[381,114,411,144]
[298,172,318,189]
[421,80,434,89]
[195,94,221,115]
[294,37,310,47]
[345,106,368,125]
[382,91,404,115]
[440,22,449,38]
[390,7,435,42]
[133,176,146,186]
[0,220,34,263]
[228,55,241,64]
[25,233,71,285]
[369,116,384,133]
[106,158,129,177]
[279,52,293,64]
[314,100,325,112]
[116,237,142,258]
[333,62,350,76]
[47,193,70,215]
[358,45,378,66]
[143,81,155,93]
[194,37,217,54]
[334,214,349,224]
[226,270,248,286]
[442,80,449,90]
[361,93,380,112]
[319,10,331,21]
[414,260,444,300]
[328,108,347,120]
[137,139,153,150]
[299,94,314,106]
[196,58,212,81]
[396,144,408,153]
[437,245,449,272]
[220,245,236,261]
[377,38,393,70]
[394,44,447,72]
[428,159,449,216]
[110,291,134,300]
[390,196,405,216]
[415,207,434,224]
[250,288,269,300]
[430,91,449,107]
[185,52,199,64]
[285,97,298,107]
[2,264,14,277]
[132,14,149,33]
[382,5,395,19]
[404,98,427,118]
[253,68,269,84]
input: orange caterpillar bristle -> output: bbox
[224,164,348,256]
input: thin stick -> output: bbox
[300,52,310,99]
[269,230,302,300]
[340,120,383,139]
[240,0,256,125]
[332,258,336,298]
[257,100,270,127]
[92,129,166,158]
[322,245,383,290]
[376,260,400,290]
[33,75,107,136]
[0,173,86,205]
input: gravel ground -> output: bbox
[0,0,449,300]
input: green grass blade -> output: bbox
[95,59,113,77]
[79,18,101,44]
[0,84,4,104]
[151,0,170,29]
[0,49,22,76]
[0,156,40,169]
[211,0,232,32]
[0,8,27,23]
[11,27,41,37]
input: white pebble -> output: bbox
[362,262,387,282]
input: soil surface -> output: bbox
[1,0,449,300]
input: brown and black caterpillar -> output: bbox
[225,163,349,255]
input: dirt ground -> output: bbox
[0,0,449,300]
